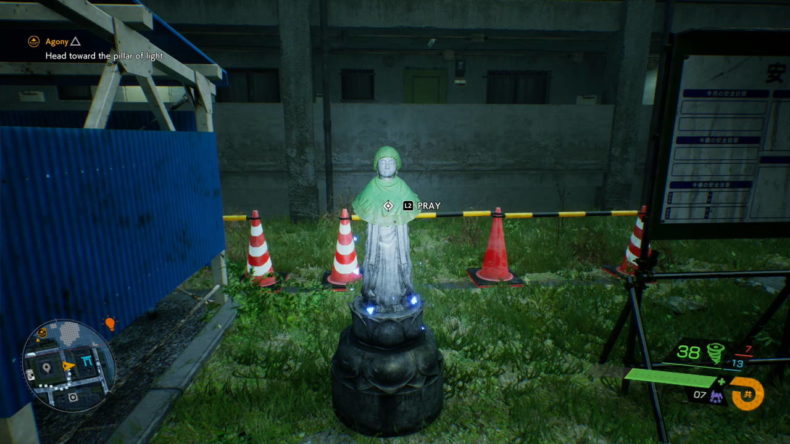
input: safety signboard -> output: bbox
[649,31,790,239]
[661,56,790,224]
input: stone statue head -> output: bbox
[377,157,397,178]
[373,146,402,172]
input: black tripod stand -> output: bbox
[598,26,790,443]
[599,251,790,443]
[599,252,669,443]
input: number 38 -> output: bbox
[677,345,701,360]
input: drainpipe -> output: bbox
[320,0,333,212]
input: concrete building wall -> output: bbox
[204,42,619,215]
[206,48,608,105]
[142,0,790,32]
[322,52,607,105]
[207,51,280,70]
[215,102,653,216]
[4,0,786,216]
[0,84,645,215]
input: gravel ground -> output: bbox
[33,288,212,444]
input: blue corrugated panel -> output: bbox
[0,111,197,131]
[0,126,225,418]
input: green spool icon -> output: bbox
[707,342,726,365]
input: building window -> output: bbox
[486,71,549,104]
[58,85,92,100]
[341,69,375,101]
[217,69,280,103]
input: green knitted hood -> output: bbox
[373,146,402,171]
[353,146,419,225]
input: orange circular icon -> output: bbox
[28,35,40,48]
[729,376,765,411]
[37,328,47,338]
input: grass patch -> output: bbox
[152,216,790,444]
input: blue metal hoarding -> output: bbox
[0,126,225,418]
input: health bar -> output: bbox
[625,369,717,388]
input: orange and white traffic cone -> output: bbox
[467,207,524,288]
[323,208,362,290]
[246,209,278,287]
[604,205,652,277]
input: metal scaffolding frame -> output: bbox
[0,4,230,440]
[1,1,227,288]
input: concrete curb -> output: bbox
[107,295,237,444]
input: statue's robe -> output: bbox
[352,176,420,310]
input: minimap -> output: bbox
[22,319,116,413]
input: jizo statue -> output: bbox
[352,146,421,312]
[332,145,443,436]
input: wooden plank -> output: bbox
[210,251,228,290]
[84,61,121,129]
[38,0,215,91]
[38,0,115,38]
[194,74,214,132]
[187,64,224,81]
[136,74,176,131]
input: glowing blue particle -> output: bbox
[410,295,418,305]
[366,306,375,315]
[421,325,426,331]
[353,236,358,242]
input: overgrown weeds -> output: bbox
[156,216,790,444]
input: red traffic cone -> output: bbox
[246,210,277,287]
[323,208,362,290]
[467,207,524,288]
[604,205,653,278]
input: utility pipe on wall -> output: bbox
[320,0,334,212]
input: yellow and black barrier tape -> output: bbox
[224,209,639,222]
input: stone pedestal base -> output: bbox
[350,297,424,347]
[331,325,443,436]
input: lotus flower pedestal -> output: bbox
[330,295,443,436]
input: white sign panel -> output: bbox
[660,55,790,224]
